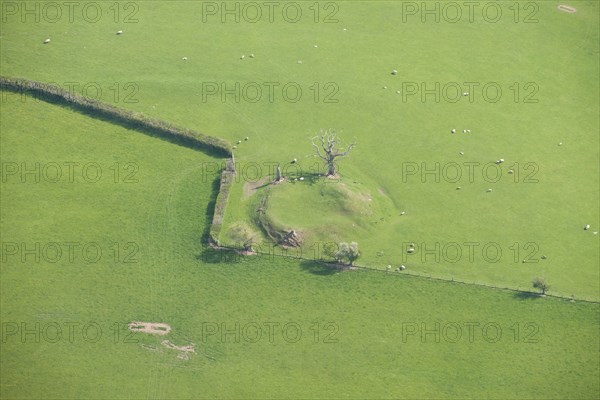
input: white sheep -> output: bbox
[116,30,123,35]
[249,53,255,58]
[451,129,456,133]
[400,265,406,270]
[292,158,297,163]
[391,70,398,75]
[182,57,188,61]
[487,188,493,192]
[584,224,590,230]
[43,38,51,44]
[299,177,304,181]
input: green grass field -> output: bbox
[1,1,599,398]
[1,94,599,399]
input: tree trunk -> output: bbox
[327,162,336,176]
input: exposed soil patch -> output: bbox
[558,5,576,13]
[161,340,196,360]
[243,176,271,199]
[128,322,172,335]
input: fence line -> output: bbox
[4,76,596,305]
[206,244,599,304]
[1,75,235,249]
[0,75,232,157]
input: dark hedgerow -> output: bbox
[209,159,236,246]
[1,75,235,246]
[0,76,232,157]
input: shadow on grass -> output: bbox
[285,171,326,185]
[299,259,344,276]
[514,291,543,300]
[200,175,222,245]
[196,247,243,264]
[1,82,231,158]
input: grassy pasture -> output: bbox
[0,0,599,398]
[0,94,599,399]
[0,90,600,398]
[1,1,598,298]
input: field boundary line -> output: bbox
[207,245,600,304]
[4,76,598,304]
[0,76,232,156]
[0,75,235,246]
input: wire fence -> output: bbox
[204,244,600,304]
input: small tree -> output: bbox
[322,242,339,261]
[335,242,360,266]
[532,277,550,295]
[311,129,356,176]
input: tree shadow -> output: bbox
[200,175,222,245]
[254,181,273,190]
[299,259,344,276]
[283,171,322,185]
[195,246,243,264]
[514,291,542,300]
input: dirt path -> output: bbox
[243,176,271,199]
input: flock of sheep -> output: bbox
[43,30,123,44]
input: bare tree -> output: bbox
[311,129,356,176]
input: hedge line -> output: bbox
[1,75,236,246]
[209,158,236,246]
[0,76,232,157]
